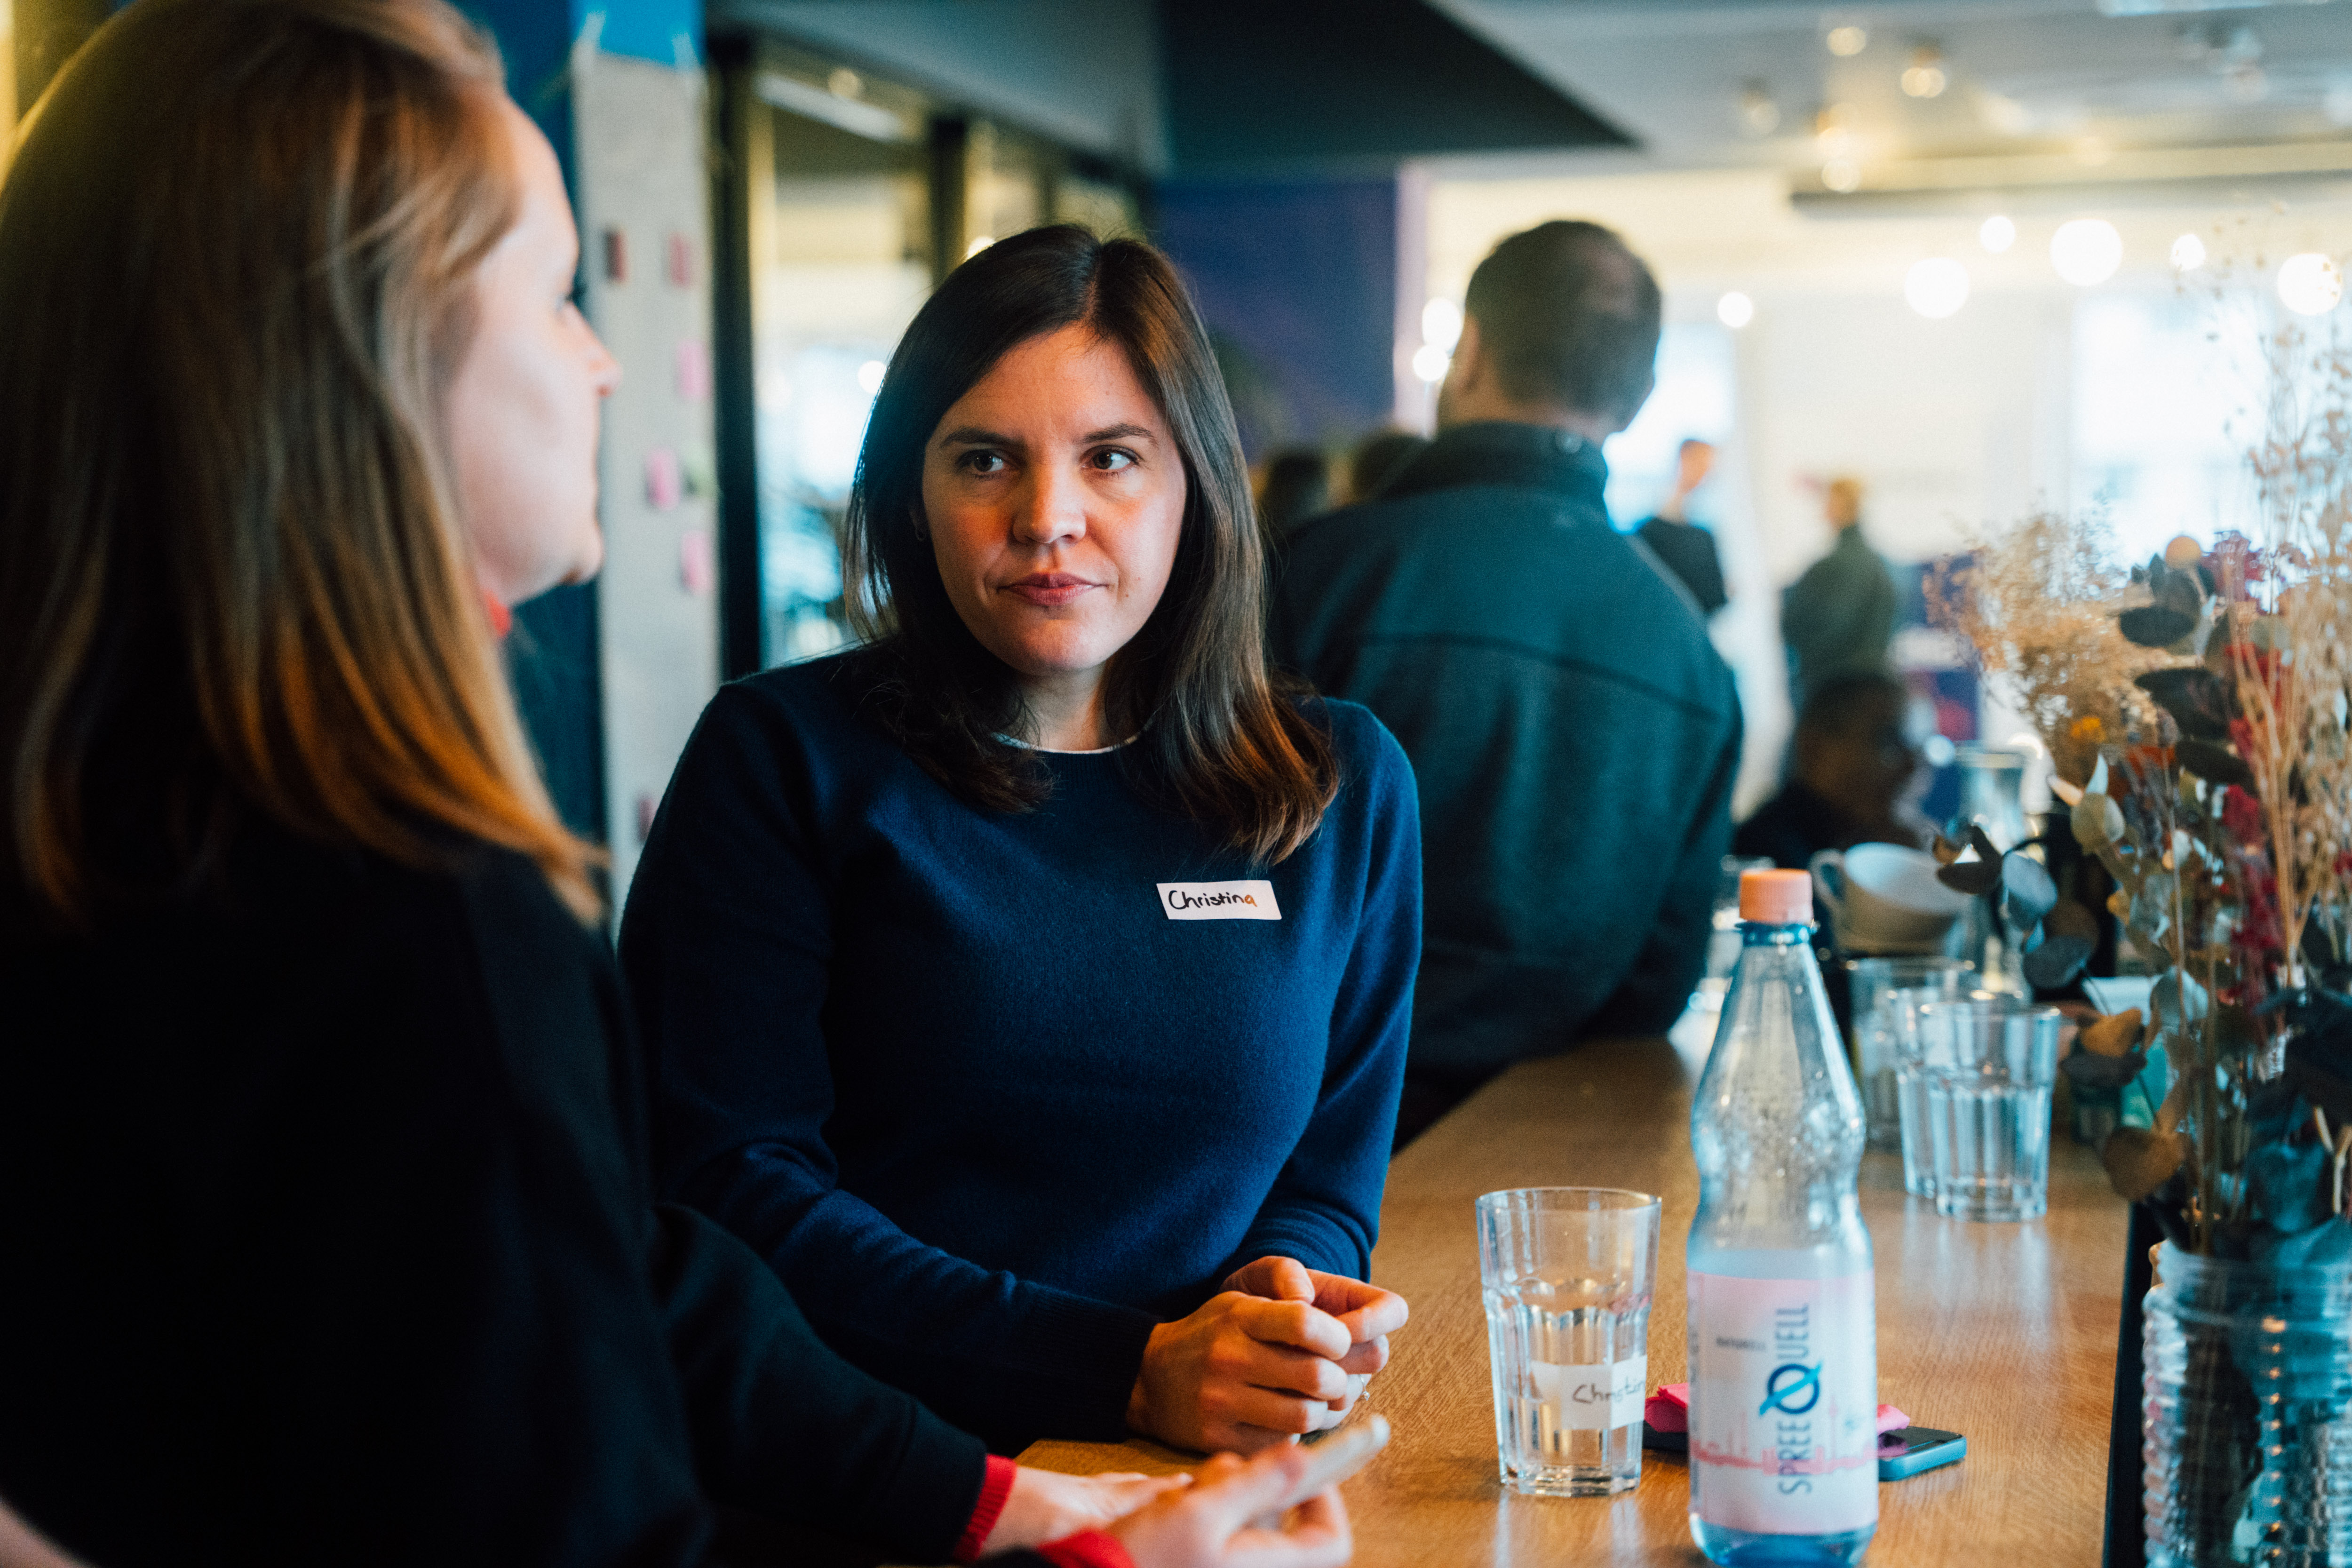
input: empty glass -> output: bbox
[1476,1187,1661,1496]
[1694,855,1773,1012]
[1846,956,1972,1151]
[1903,997,2064,1220]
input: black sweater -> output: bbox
[0,821,996,1568]
[1272,421,1742,1075]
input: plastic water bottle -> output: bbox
[1687,868,1877,1565]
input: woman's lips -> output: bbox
[1002,573,1097,607]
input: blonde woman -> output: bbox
[0,5,1346,1568]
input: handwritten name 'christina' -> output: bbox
[1166,889,1260,911]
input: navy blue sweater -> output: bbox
[619,654,1421,1452]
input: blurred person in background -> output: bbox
[623,227,1416,1464]
[1271,220,1740,1147]
[1631,438,1727,617]
[1342,430,1429,506]
[1256,448,1334,537]
[0,8,1347,1568]
[1781,475,1897,703]
[1732,671,1931,871]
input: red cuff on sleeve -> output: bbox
[1035,1530,1136,1568]
[953,1454,1019,1564]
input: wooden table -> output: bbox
[1022,1029,2130,1565]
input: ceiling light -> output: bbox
[2172,233,2207,271]
[1422,297,1463,353]
[1412,343,1451,383]
[1901,46,1949,100]
[2278,254,2344,318]
[1910,261,1966,319]
[1977,91,2032,136]
[1717,292,1756,329]
[1827,24,1867,56]
[1739,81,1781,137]
[965,235,995,259]
[1822,160,1863,193]
[1979,215,2017,254]
[827,68,863,99]
[855,359,886,395]
[1906,259,1970,319]
[2050,219,2123,286]
[2326,79,2352,128]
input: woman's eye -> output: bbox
[962,451,1008,476]
[1089,447,1137,473]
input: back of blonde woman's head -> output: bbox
[0,0,600,923]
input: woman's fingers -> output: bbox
[1232,1295,1352,1361]
[1225,1255,1318,1303]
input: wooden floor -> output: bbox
[1022,1030,2130,1565]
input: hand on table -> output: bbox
[1127,1285,1355,1453]
[983,1468,1191,1555]
[1225,1258,1409,1412]
[1126,1256,1408,1452]
[1106,1447,1351,1568]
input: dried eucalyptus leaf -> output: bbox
[2284,1058,2352,1129]
[2063,1048,2147,1088]
[2121,605,2197,648]
[2177,737,2253,787]
[2002,853,2058,926]
[2134,667,2233,740]
[2072,791,2126,853]
[2080,1008,2145,1058]
[2024,933,2095,990]
[2045,898,2100,943]
[2246,1141,2332,1235]
[1938,856,2001,896]
[2105,1127,2190,1203]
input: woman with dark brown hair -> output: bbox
[621,227,1422,1459]
[0,6,1347,1567]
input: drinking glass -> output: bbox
[1846,957,1971,1151]
[1476,1186,1661,1496]
[1907,997,2063,1220]
[1693,855,1773,1012]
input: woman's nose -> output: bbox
[1013,464,1087,546]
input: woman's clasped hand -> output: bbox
[1132,1259,1409,1453]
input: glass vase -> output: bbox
[2143,1242,2352,1566]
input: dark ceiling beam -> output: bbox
[1160,0,1631,176]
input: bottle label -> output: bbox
[1688,1270,1878,1535]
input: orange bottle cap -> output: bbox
[1740,868,1813,924]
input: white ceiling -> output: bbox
[1428,0,2352,199]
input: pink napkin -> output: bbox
[1644,1383,1908,1434]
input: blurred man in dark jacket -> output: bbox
[1634,438,1728,617]
[1271,221,1741,1145]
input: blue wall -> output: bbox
[1153,179,1400,459]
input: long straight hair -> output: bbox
[0,0,601,924]
[842,226,1338,865]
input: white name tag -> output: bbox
[1532,1355,1647,1430]
[1157,880,1281,921]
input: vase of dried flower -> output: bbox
[2143,1242,2352,1566]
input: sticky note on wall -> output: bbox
[675,339,710,402]
[645,447,681,510]
[666,232,694,287]
[679,529,714,596]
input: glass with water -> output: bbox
[1476,1186,1661,1496]
[1846,956,1971,1150]
[1905,997,2063,1220]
